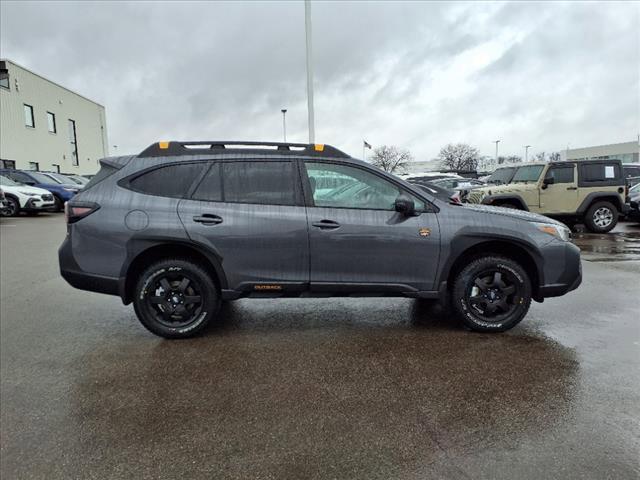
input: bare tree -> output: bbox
[497,155,522,164]
[438,143,480,170]
[370,145,413,174]
[548,151,561,162]
[534,152,546,162]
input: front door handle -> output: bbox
[566,187,577,190]
[193,214,223,225]
[312,219,340,229]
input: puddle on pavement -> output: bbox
[572,228,640,261]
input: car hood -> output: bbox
[1,184,52,195]
[460,203,565,226]
[476,182,538,195]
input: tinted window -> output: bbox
[547,166,574,184]
[129,163,205,198]
[192,163,222,202]
[624,166,640,178]
[306,162,424,211]
[581,163,620,182]
[222,161,296,206]
[486,167,516,184]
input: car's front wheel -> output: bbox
[451,256,532,332]
[2,197,20,217]
[133,258,220,339]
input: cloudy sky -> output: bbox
[1,1,638,160]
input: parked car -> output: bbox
[61,174,90,186]
[0,175,56,216]
[59,140,581,339]
[628,183,640,223]
[41,172,86,189]
[0,169,80,211]
[466,160,629,233]
[623,164,640,188]
[0,188,10,216]
[430,177,485,190]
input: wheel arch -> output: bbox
[442,238,543,300]
[481,194,529,210]
[577,192,623,215]
[121,240,228,305]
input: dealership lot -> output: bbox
[1,214,639,479]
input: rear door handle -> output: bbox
[193,214,223,225]
[566,187,577,190]
[312,219,340,229]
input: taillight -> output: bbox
[66,201,100,224]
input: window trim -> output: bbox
[300,159,436,213]
[189,159,303,207]
[24,104,35,128]
[47,112,57,134]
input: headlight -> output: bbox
[533,222,571,242]
[19,190,38,196]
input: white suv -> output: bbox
[0,175,56,216]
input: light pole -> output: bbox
[493,140,500,166]
[304,0,315,144]
[281,109,287,142]
[524,145,531,162]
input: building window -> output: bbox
[24,104,35,128]
[0,159,16,169]
[29,162,39,171]
[0,61,8,90]
[51,164,61,173]
[68,119,79,166]
[47,112,57,133]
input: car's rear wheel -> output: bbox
[451,256,532,332]
[133,258,220,339]
[2,197,20,217]
[584,201,618,233]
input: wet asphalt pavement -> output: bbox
[1,214,639,479]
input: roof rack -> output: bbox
[138,141,350,159]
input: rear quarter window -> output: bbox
[128,163,206,198]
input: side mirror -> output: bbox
[542,176,555,189]
[395,195,416,216]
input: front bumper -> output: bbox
[23,197,55,211]
[537,241,582,299]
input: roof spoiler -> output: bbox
[138,141,350,159]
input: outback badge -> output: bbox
[419,228,431,237]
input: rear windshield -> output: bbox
[512,165,544,183]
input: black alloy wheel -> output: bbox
[452,255,532,332]
[133,258,220,338]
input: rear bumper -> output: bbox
[538,241,582,298]
[58,235,121,297]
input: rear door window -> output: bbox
[221,161,297,206]
[129,163,206,198]
[579,163,621,183]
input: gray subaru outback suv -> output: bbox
[59,141,581,338]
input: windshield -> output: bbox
[512,165,544,183]
[28,172,60,184]
[0,175,20,186]
[45,172,75,184]
[486,167,516,185]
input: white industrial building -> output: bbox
[0,59,108,174]
[563,140,639,164]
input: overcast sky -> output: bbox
[1,1,638,160]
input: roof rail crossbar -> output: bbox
[138,141,350,158]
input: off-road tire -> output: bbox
[133,258,220,339]
[583,201,618,233]
[451,255,532,332]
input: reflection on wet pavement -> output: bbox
[572,223,640,261]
